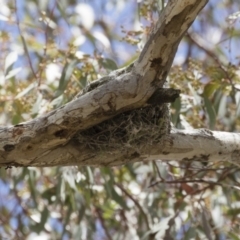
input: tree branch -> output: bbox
[14,128,239,167]
[0,0,209,167]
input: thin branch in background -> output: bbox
[148,178,222,188]
[153,161,164,180]
[37,0,58,86]
[216,168,232,182]
[149,167,240,192]
[181,162,235,180]
[225,14,239,64]
[228,26,233,63]
[95,208,113,240]
[186,32,239,96]
[14,0,38,82]
[166,161,227,171]
[116,183,151,230]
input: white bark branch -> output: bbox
[18,128,240,167]
[142,129,240,165]
[0,0,209,167]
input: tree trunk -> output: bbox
[0,0,223,168]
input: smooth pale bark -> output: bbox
[10,128,240,167]
[0,0,211,167]
[141,129,240,165]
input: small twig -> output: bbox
[38,0,58,86]
[116,183,151,230]
[149,178,222,188]
[14,0,38,81]
[95,208,113,240]
[153,161,164,180]
[187,32,239,96]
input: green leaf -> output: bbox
[171,97,181,126]
[86,166,94,184]
[60,177,66,202]
[5,67,22,80]
[203,95,216,129]
[39,207,49,230]
[15,82,37,99]
[185,227,196,239]
[101,168,128,209]
[217,95,227,118]
[188,82,201,106]
[212,89,223,112]
[125,163,137,178]
[55,59,78,97]
[30,207,49,233]
[101,58,118,71]
[110,185,128,209]
[63,169,77,190]
[235,92,240,116]
[78,74,88,88]
[27,169,37,207]
[203,82,219,98]
[4,51,18,73]
[77,195,86,222]
[227,208,240,216]
[31,92,43,117]
[42,187,57,203]
[228,232,240,240]
[50,95,64,109]
[152,216,174,238]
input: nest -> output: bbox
[76,104,169,151]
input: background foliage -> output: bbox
[0,0,240,239]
